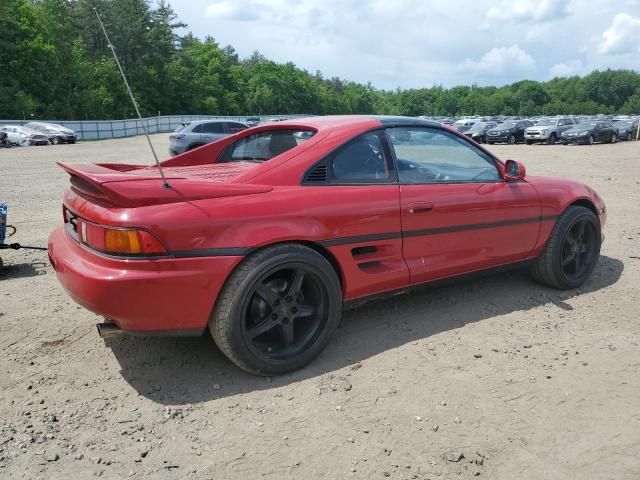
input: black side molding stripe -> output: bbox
[171,215,560,256]
[172,247,253,258]
[319,232,401,247]
[403,215,559,238]
[320,215,559,247]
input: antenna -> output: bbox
[93,8,171,189]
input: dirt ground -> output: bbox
[1,135,639,480]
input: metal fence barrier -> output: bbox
[0,114,309,141]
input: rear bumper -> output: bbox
[48,227,243,333]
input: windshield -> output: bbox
[497,122,517,129]
[219,130,315,163]
[576,122,598,129]
[614,120,634,126]
[468,123,494,132]
[535,119,557,126]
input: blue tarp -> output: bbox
[0,202,7,244]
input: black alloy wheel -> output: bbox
[242,265,329,361]
[210,244,342,375]
[531,206,601,289]
[559,218,598,284]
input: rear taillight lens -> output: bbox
[76,219,166,256]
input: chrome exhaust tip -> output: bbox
[96,322,122,339]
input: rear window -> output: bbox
[219,130,315,163]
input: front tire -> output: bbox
[508,134,516,145]
[547,133,557,145]
[210,244,342,375]
[610,133,617,144]
[51,136,61,145]
[627,132,632,141]
[530,206,601,289]
[588,135,594,145]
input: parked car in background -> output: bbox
[613,119,639,141]
[486,120,533,144]
[0,125,50,146]
[245,117,262,127]
[24,122,77,144]
[525,117,575,145]
[169,120,248,155]
[452,118,477,133]
[560,121,618,145]
[463,121,497,143]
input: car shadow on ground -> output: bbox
[0,261,48,280]
[109,255,624,405]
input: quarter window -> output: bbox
[387,127,500,184]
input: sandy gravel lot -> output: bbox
[1,135,639,480]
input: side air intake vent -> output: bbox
[305,164,328,183]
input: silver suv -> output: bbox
[525,117,575,145]
[169,120,248,155]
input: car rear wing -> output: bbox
[58,162,273,208]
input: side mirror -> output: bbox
[504,160,526,181]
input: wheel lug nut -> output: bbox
[283,317,289,324]
[291,307,297,313]
[286,296,292,302]
[271,313,278,320]
[273,300,280,306]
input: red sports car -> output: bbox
[48,116,606,374]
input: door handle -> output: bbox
[407,202,434,214]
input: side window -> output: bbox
[388,127,500,184]
[219,130,314,163]
[329,131,394,183]
[201,122,225,134]
[191,124,203,133]
[226,122,247,134]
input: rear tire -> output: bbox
[530,206,601,290]
[210,244,342,375]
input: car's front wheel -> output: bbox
[210,244,342,375]
[530,206,601,289]
[547,133,557,145]
[508,134,516,145]
[627,132,633,141]
[51,136,61,145]
[610,133,617,144]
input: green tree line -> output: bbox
[1,0,640,120]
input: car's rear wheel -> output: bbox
[210,244,342,375]
[530,206,600,290]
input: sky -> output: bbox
[169,0,640,89]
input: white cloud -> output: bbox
[598,13,640,55]
[549,59,585,78]
[460,45,536,76]
[204,1,259,21]
[170,0,640,88]
[486,0,572,23]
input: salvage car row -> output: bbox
[0,122,77,147]
[431,115,639,145]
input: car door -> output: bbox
[386,126,541,285]
[303,130,409,299]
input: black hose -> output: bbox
[0,243,48,251]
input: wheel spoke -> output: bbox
[574,221,586,244]
[294,304,315,319]
[280,321,295,347]
[287,269,305,299]
[562,252,575,267]
[255,283,279,304]
[248,319,279,339]
[573,254,582,272]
